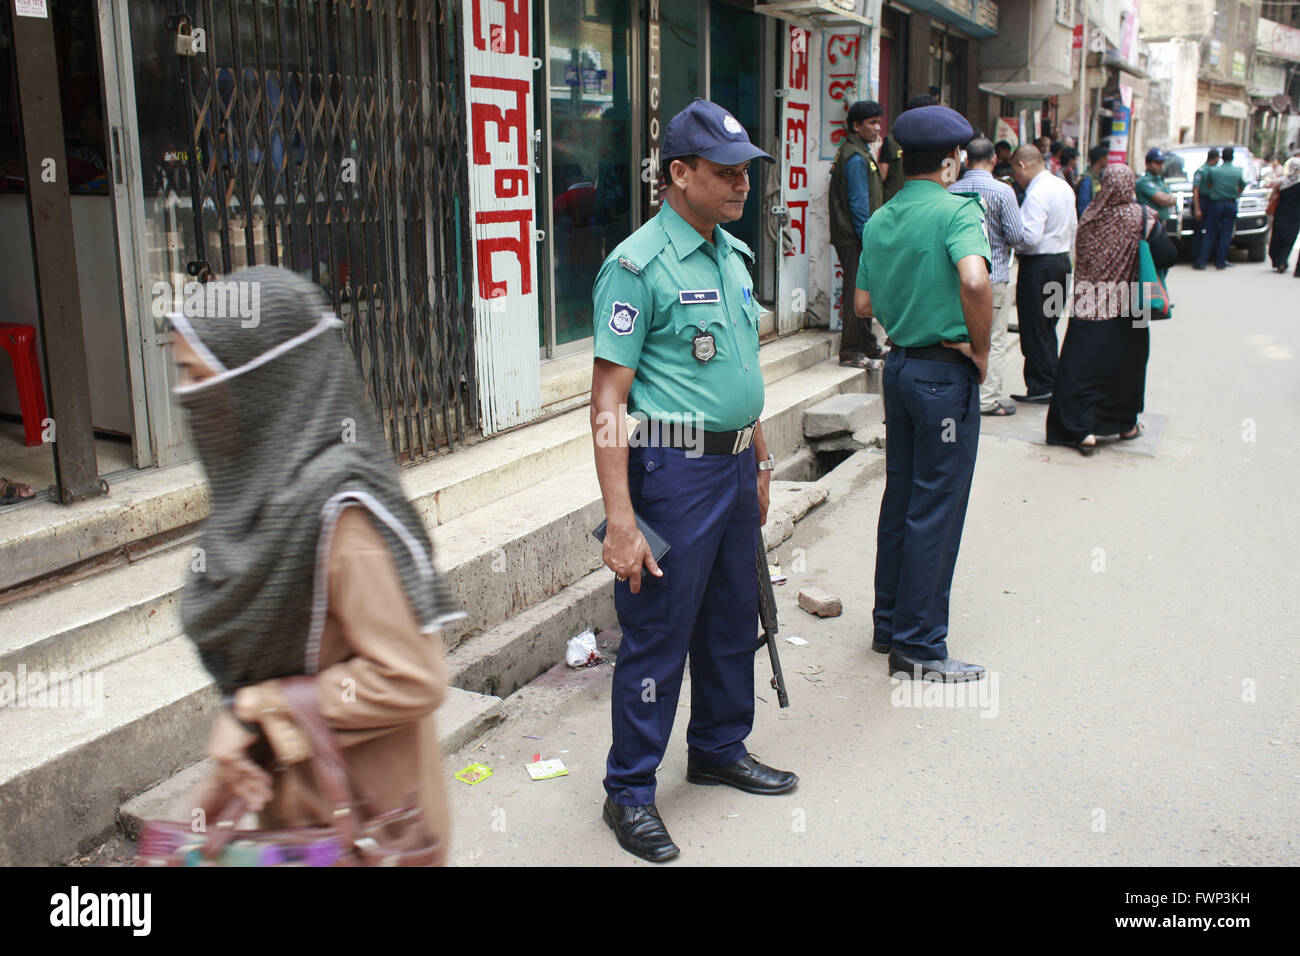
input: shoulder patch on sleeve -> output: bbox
[609,301,639,336]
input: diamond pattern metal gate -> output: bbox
[170,0,476,460]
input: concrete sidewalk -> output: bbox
[439,263,1299,865]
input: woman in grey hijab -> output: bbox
[171,265,462,862]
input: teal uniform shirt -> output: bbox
[1203,163,1245,201]
[1192,163,1215,192]
[1136,171,1178,225]
[592,198,764,432]
[855,179,991,348]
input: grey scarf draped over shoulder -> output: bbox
[173,266,462,695]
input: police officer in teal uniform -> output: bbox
[590,100,797,864]
[855,105,992,682]
[1136,148,1180,235]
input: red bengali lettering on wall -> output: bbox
[822,32,859,155]
[472,0,529,55]
[466,1,535,304]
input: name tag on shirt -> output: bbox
[679,289,720,304]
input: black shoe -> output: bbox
[888,648,986,682]
[1217,263,1234,270]
[1007,323,1019,333]
[687,754,798,795]
[1191,263,1207,270]
[871,638,891,654]
[1010,392,1052,404]
[602,798,680,863]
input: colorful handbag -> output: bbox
[136,677,440,867]
[1134,208,1173,321]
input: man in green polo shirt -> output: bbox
[855,104,992,684]
[590,99,797,865]
[1191,147,1220,262]
[1196,146,1246,270]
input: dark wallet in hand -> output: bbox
[592,514,671,564]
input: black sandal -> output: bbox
[839,352,870,369]
[1120,423,1143,440]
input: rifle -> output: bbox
[756,540,790,708]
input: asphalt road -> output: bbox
[444,252,1299,867]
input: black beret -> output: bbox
[891,105,974,151]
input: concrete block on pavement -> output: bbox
[797,587,843,617]
[803,393,882,438]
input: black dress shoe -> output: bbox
[1010,392,1052,404]
[888,648,985,682]
[687,754,798,795]
[871,638,891,654]
[602,798,679,863]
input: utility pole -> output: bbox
[1079,0,1089,157]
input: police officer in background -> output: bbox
[1190,148,1220,263]
[590,99,797,864]
[1136,148,1180,237]
[855,105,992,682]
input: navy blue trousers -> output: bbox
[873,349,980,660]
[604,443,758,806]
[1196,200,1236,268]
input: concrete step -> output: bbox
[0,636,217,866]
[536,330,834,417]
[435,354,868,648]
[446,479,830,700]
[0,545,187,678]
[0,627,505,865]
[115,685,505,843]
[0,462,208,594]
[403,330,840,530]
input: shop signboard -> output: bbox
[464,0,542,432]
[821,31,860,162]
[778,24,812,334]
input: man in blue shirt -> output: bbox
[949,136,1025,416]
[829,100,887,367]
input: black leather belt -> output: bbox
[634,420,757,455]
[897,344,973,367]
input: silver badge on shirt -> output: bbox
[692,330,716,363]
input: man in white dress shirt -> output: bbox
[1009,145,1078,403]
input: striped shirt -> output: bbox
[947,168,1024,284]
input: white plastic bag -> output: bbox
[565,630,600,668]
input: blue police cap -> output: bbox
[890,105,973,151]
[1145,147,1165,163]
[662,99,774,166]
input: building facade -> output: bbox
[1251,3,1300,159]
[2,0,1030,512]
[1141,0,1259,145]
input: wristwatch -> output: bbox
[757,453,776,472]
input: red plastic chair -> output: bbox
[0,324,49,447]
